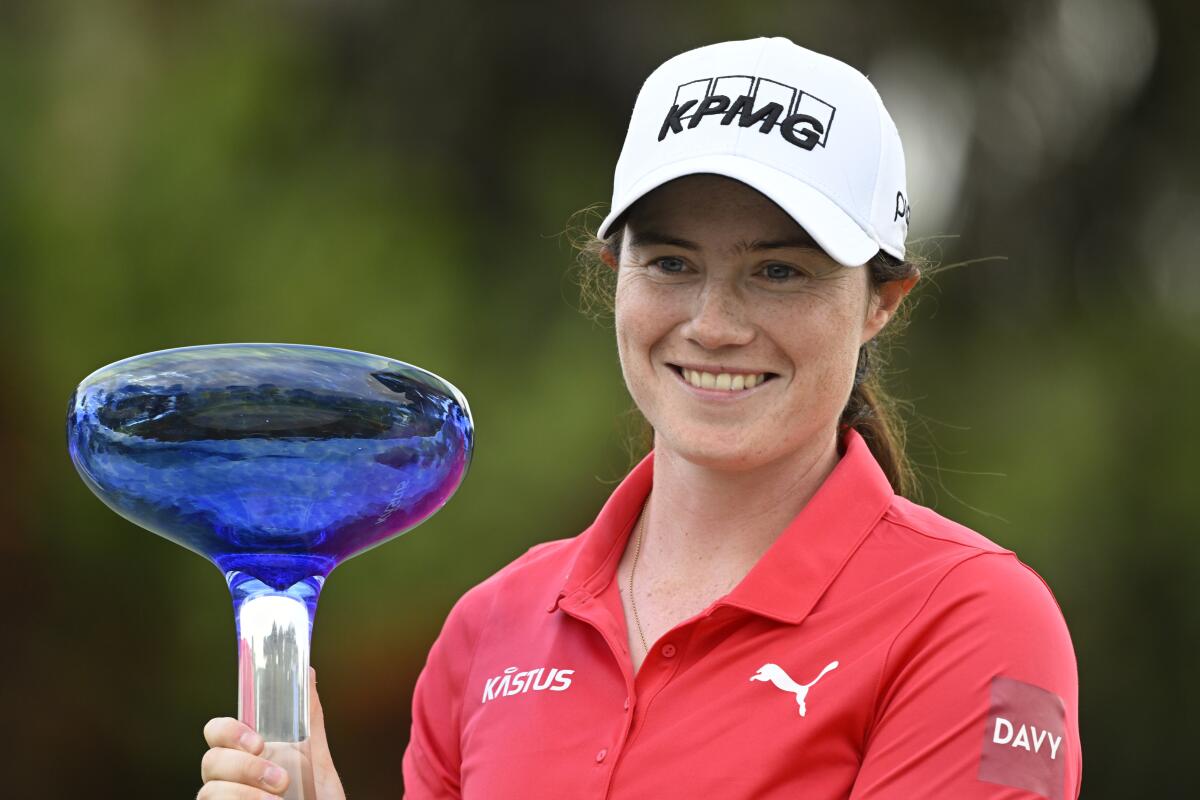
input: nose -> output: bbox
[681,278,755,350]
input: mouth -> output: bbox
[667,363,780,393]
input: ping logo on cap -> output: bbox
[659,75,837,151]
[894,191,911,227]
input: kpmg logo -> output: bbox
[659,75,837,151]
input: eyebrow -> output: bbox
[627,229,819,252]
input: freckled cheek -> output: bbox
[780,325,859,397]
[614,307,660,392]
[616,288,676,360]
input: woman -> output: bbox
[199,37,1081,799]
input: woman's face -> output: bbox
[608,174,913,471]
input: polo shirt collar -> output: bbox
[549,427,895,625]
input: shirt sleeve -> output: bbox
[850,552,1082,800]
[402,584,491,800]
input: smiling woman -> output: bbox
[609,175,907,489]
[583,172,928,681]
[588,173,923,498]
[392,37,1081,800]
[197,35,1082,800]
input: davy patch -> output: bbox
[978,675,1067,800]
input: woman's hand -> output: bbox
[198,667,347,799]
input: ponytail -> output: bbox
[836,249,922,498]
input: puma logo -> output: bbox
[750,661,839,717]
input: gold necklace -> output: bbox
[628,501,650,655]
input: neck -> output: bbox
[637,429,843,590]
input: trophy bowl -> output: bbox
[66,343,474,798]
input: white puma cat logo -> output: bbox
[750,661,839,717]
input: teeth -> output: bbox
[681,368,768,392]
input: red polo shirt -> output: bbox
[402,428,1082,799]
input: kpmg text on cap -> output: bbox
[658,75,836,151]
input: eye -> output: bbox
[648,256,688,274]
[761,262,805,282]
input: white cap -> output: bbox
[598,37,911,267]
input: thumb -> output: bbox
[308,667,332,758]
[306,666,348,797]
[309,666,321,713]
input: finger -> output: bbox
[204,717,265,755]
[195,779,284,800]
[200,747,290,795]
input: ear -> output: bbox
[862,269,919,343]
[600,246,618,271]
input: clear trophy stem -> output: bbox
[232,573,324,800]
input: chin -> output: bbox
[657,431,772,472]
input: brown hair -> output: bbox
[566,205,934,500]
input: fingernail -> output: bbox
[239,731,263,752]
[263,765,286,788]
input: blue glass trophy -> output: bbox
[66,344,474,799]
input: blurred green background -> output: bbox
[3,0,1195,796]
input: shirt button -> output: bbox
[623,697,630,710]
[596,748,608,762]
[661,643,677,658]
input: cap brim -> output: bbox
[597,154,881,268]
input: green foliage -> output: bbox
[3,1,1195,797]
